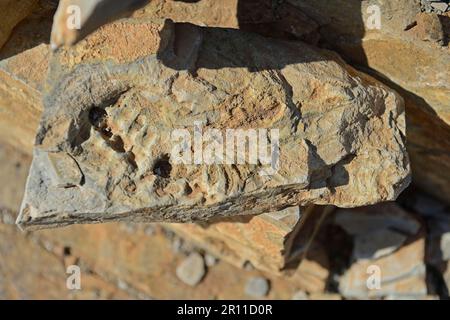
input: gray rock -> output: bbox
[245,277,270,298]
[176,252,206,287]
[353,229,408,260]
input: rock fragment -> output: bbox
[175,252,206,287]
[336,203,428,299]
[204,254,218,267]
[245,277,270,298]
[17,19,410,229]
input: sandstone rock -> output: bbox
[286,0,450,204]
[0,42,327,284]
[136,0,320,43]
[245,276,270,298]
[176,252,206,287]
[166,206,304,274]
[335,203,428,299]
[33,222,309,299]
[0,44,46,151]
[0,0,38,49]
[17,19,410,229]
[0,222,133,299]
[1,140,312,299]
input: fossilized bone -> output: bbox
[50,0,149,49]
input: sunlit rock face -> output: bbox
[17,19,410,230]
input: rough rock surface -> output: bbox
[129,0,450,204]
[286,0,450,204]
[166,206,333,276]
[0,42,326,282]
[0,44,46,151]
[17,19,410,229]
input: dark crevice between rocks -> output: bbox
[153,154,172,179]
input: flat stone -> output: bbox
[353,229,408,260]
[47,152,83,188]
[336,204,427,299]
[430,2,449,12]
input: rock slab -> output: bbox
[17,19,410,229]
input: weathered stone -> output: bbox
[0,142,324,299]
[285,0,450,204]
[176,252,206,287]
[166,206,304,274]
[0,44,46,151]
[33,222,314,299]
[0,44,327,283]
[0,0,38,49]
[17,19,410,229]
[335,203,428,299]
[245,276,270,298]
[204,254,218,267]
[136,0,450,204]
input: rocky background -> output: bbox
[0,0,449,299]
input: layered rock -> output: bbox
[127,0,450,204]
[166,205,331,275]
[0,44,46,151]
[286,0,450,204]
[17,19,410,229]
[0,37,325,282]
[334,203,428,299]
[0,140,329,298]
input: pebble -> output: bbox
[245,277,270,298]
[204,253,218,267]
[176,252,206,286]
[292,291,309,300]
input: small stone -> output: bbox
[245,277,270,298]
[243,261,254,271]
[204,254,218,267]
[292,291,309,300]
[430,2,449,12]
[176,252,205,287]
[412,192,446,217]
